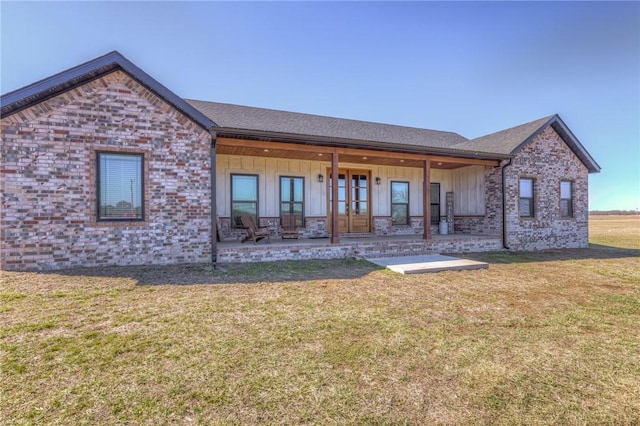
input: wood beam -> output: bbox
[217,137,335,154]
[217,137,501,167]
[423,159,431,240]
[331,151,340,244]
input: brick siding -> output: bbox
[0,71,212,270]
[504,127,589,250]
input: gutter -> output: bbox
[210,130,218,266]
[501,158,513,249]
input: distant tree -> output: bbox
[590,210,640,216]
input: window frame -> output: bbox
[390,181,410,226]
[230,173,259,228]
[279,176,305,227]
[560,180,574,218]
[519,177,535,218]
[430,182,440,225]
[96,151,145,222]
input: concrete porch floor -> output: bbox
[216,233,503,263]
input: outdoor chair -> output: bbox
[240,215,271,244]
[280,214,300,240]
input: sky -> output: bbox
[2,1,639,211]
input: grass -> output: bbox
[1,216,639,425]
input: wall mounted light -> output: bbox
[375,177,381,185]
[318,174,324,183]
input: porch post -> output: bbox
[331,151,340,244]
[423,159,431,240]
[210,131,218,263]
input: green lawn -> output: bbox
[1,216,639,425]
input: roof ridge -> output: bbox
[460,114,556,144]
[1,51,215,130]
[185,98,468,140]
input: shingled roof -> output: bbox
[0,51,215,131]
[453,114,600,173]
[2,51,599,172]
[186,99,468,149]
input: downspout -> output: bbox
[501,158,512,249]
[210,130,218,265]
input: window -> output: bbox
[280,176,304,227]
[391,181,409,225]
[97,152,144,221]
[519,178,535,217]
[231,174,258,227]
[430,182,440,225]
[560,181,573,218]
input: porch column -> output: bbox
[331,151,340,244]
[423,159,431,240]
[210,130,218,263]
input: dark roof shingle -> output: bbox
[186,99,468,149]
[451,115,555,154]
[451,114,600,173]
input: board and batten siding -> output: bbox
[216,155,487,219]
[216,155,329,218]
[453,165,487,215]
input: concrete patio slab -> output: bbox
[367,254,488,274]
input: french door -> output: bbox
[328,169,370,233]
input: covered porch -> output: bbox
[216,233,503,263]
[214,135,504,246]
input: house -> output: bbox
[0,51,600,271]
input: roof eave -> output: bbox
[213,127,511,162]
[1,51,217,131]
[550,118,601,173]
[510,114,600,173]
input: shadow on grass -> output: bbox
[459,244,640,264]
[38,258,384,286]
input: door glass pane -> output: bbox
[431,205,440,225]
[359,188,367,201]
[338,187,346,201]
[430,183,440,204]
[338,201,346,214]
[293,179,303,201]
[359,202,367,215]
[359,175,367,187]
[281,179,290,201]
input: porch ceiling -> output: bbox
[216,137,500,169]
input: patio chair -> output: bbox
[240,215,270,244]
[280,214,300,240]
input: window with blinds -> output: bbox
[391,181,409,225]
[97,152,144,221]
[560,181,573,218]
